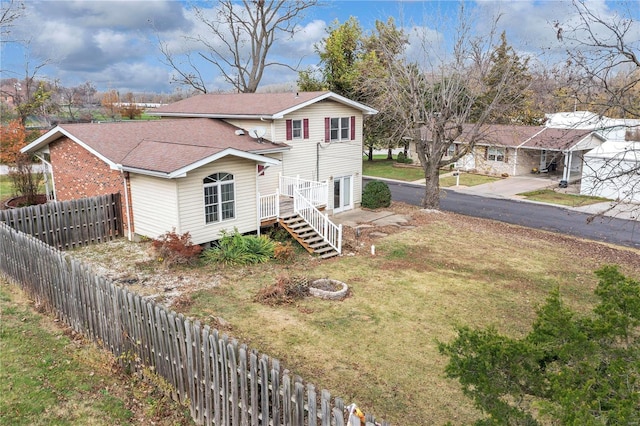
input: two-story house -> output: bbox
[21,91,378,257]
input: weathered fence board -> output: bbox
[0,223,389,426]
[0,194,123,250]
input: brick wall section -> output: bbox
[49,136,134,235]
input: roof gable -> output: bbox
[149,91,378,119]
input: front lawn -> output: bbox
[518,189,610,207]
[363,158,500,187]
[72,204,640,425]
[362,159,425,181]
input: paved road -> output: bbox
[366,178,640,249]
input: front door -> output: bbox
[333,175,352,213]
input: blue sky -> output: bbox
[1,0,638,94]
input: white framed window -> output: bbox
[487,147,506,162]
[203,172,235,224]
[292,119,302,139]
[330,117,350,141]
[447,144,456,157]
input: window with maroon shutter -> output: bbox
[286,119,293,140]
[325,117,330,142]
[350,116,356,140]
[326,116,356,142]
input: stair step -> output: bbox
[313,245,335,254]
[298,229,318,239]
[303,235,324,244]
[288,221,309,230]
[320,250,339,259]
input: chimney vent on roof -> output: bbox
[235,129,245,136]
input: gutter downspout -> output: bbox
[118,165,133,241]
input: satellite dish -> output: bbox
[248,127,266,139]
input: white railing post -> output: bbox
[337,224,342,254]
[323,213,329,240]
[275,188,280,219]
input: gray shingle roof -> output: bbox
[38,118,287,175]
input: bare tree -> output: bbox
[553,1,640,209]
[362,7,531,209]
[159,0,318,93]
[554,0,639,119]
[0,0,24,44]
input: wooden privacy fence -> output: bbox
[0,223,388,426]
[0,193,123,250]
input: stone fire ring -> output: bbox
[309,279,349,300]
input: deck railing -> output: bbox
[279,175,328,206]
[258,189,280,222]
[293,188,342,254]
[258,175,341,255]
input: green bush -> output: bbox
[396,152,406,163]
[202,229,275,266]
[361,180,391,209]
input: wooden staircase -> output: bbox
[279,212,340,259]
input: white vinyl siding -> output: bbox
[129,174,180,240]
[176,157,258,244]
[271,100,363,210]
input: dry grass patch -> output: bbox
[72,203,640,425]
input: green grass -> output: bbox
[363,158,425,181]
[362,159,500,187]
[440,173,501,187]
[0,175,13,199]
[0,281,194,426]
[518,189,610,206]
[71,211,639,426]
[0,173,50,201]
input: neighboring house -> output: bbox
[408,124,598,180]
[545,111,640,202]
[407,111,640,202]
[21,91,377,257]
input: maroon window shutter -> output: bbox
[324,117,330,142]
[303,118,309,139]
[286,119,292,140]
[350,116,356,140]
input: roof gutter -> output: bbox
[147,112,276,120]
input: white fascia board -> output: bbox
[120,148,281,179]
[21,126,118,169]
[147,112,275,120]
[274,92,378,118]
[248,146,291,155]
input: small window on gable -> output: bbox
[203,172,235,224]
